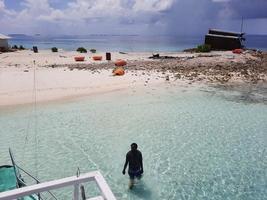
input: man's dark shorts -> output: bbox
[128,169,142,179]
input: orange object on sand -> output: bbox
[232,49,243,54]
[113,67,125,76]
[74,56,85,61]
[93,56,102,61]
[115,59,127,66]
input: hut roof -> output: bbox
[206,34,240,39]
[0,34,11,39]
[209,29,245,36]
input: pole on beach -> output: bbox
[240,16,244,33]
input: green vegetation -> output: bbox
[11,45,25,50]
[76,47,87,53]
[90,49,96,53]
[19,45,25,50]
[51,47,58,52]
[197,44,211,53]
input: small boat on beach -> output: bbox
[115,59,127,67]
[232,49,243,54]
[113,66,125,76]
[92,56,102,61]
[74,56,85,62]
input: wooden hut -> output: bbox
[205,29,245,50]
[0,34,11,52]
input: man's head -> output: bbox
[131,143,138,151]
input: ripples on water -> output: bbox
[204,83,267,105]
[0,84,266,200]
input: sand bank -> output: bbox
[0,50,266,106]
[0,66,176,107]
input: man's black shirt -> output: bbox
[126,150,142,171]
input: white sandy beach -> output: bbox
[0,49,253,66]
[0,50,173,106]
[0,66,173,107]
[0,49,265,107]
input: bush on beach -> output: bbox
[51,47,58,52]
[12,45,18,49]
[19,45,25,50]
[197,44,211,53]
[11,45,25,50]
[77,47,87,53]
[90,49,96,53]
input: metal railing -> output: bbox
[0,171,116,200]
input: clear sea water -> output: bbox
[0,84,266,200]
[9,35,267,52]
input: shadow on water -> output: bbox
[129,180,152,199]
[201,83,267,105]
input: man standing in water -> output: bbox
[122,143,143,189]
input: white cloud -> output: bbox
[38,9,64,21]
[0,0,4,10]
[133,0,174,12]
[0,0,266,35]
[39,0,175,21]
[0,0,16,21]
[27,0,176,31]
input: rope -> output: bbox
[22,61,37,161]
[33,60,38,179]
[22,60,36,160]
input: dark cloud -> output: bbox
[227,0,267,19]
[150,0,267,35]
[157,0,223,35]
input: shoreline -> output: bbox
[0,81,202,113]
[0,66,177,107]
[0,49,266,107]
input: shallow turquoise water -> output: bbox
[0,84,266,200]
[9,35,267,52]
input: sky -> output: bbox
[0,0,267,36]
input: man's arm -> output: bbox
[122,155,129,175]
